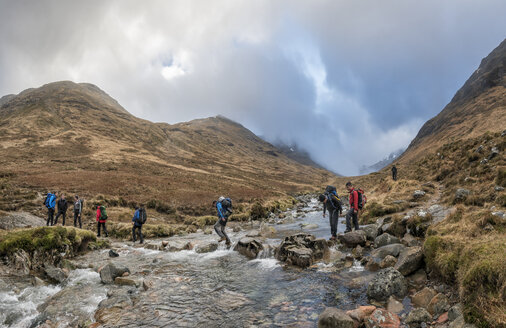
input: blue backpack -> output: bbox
[44,193,54,208]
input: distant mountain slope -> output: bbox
[0,81,334,208]
[401,38,506,162]
[359,148,404,175]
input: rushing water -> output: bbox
[0,201,375,328]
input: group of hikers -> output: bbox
[42,167,398,245]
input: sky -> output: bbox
[1,0,505,175]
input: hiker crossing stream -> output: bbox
[0,197,444,328]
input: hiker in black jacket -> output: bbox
[319,190,343,240]
[391,165,398,181]
[54,194,68,226]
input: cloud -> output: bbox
[1,0,505,174]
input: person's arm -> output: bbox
[353,191,359,212]
[96,208,100,221]
[217,203,225,220]
[323,201,327,217]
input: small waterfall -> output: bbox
[257,244,275,259]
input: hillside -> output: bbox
[0,81,333,217]
[401,38,506,163]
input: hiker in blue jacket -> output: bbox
[44,192,58,226]
[132,204,146,244]
[213,196,232,246]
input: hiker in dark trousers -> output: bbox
[44,192,57,226]
[54,194,68,226]
[96,205,108,237]
[319,188,343,240]
[391,165,398,181]
[132,205,145,244]
[73,195,83,228]
[214,196,232,246]
[345,182,360,232]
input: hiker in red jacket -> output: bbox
[96,205,108,237]
[345,182,360,232]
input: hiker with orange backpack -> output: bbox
[345,182,362,232]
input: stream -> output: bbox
[0,199,377,328]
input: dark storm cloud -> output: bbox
[1,0,505,174]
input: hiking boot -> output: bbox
[344,230,351,233]
[218,237,226,242]
[225,240,231,246]
[329,236,337,241]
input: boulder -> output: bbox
[375,233,400,248]
[371,244,405,259]
[387,296,403,314]
[144,243,160,250]
[367,268,407,302]
[455,189,470,202]
[165,240,192,252]
[405,308,432,327]
[234,237,264,259]
[352,245,363,259]
[488,147,499,160]
[0,212,46,230]
[364,308,400,328]
[448,304,463,321]
[449,316,477,328]
[362,224,380,241]
[346,306,376,322]
[276,233,329,268]
[379,255,397,269]
[338,230,367,248]
[108,249,119,257]
[44,265,67,284]
[427,293,450,316]
[413,190,426,200]
[114,277,137,286]
[495,186,505,192]
[194,241,219,253]
[411,287,437,309]
[318,308,354,328]
[99,263,130,284]
[407,269,428,289]
[394,246,423,276]
[401,233,419,247]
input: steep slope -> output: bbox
[0,81,333,213]
[401,38,506,162]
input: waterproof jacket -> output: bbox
[57,199,68,212]
[132,209,143,227]
[216,201,232,219]
[46,193,56,209]
[74,199,82,214]
[349,188,359,211]
[392,166,397,174]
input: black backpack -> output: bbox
[139,208,147,224]
[325,192,342,210]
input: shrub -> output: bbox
[250,202,267,220]
[495,169,506,188]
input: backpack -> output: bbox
[44,194,50,208]
[326,191,342,210]
[356,189,367,209]
[100,206,108,220]
[139,208,147,224]
[325,185,337,196]
[221,198,232,210]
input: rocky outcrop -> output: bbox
[362,224,380,241]
[318,308,354,328]
[411,287,437,309]
[276,233,328,268]
[427,293,450,316]
[194,241,219,253]
[99,263,130,284]
[338,230,367,248]
[375,233,400,248]
[366,268,407,302]
[0,212,45,230]
[394,246,423,276]
[234,238,264,259]
[44,264,68,284]
[108,249,119,257]
[371,244,405,259]
[455,189,470,202]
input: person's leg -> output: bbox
[78,214,82,229]
[214,220,225,238]
[54,211,60,225]
[103,222,108,237]
[353,211,360,230]
[49,209,54,226]
[330,210,338,237]
[74,211,78,227]
[132,226,137,242]
[221,224,230,244]
[97,222,101,236]
[62,212,66,226]
[47,209,51,226]
[345,209,353,232]
[139,226,144,244]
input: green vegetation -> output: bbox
[0,226,96,256]
[108,222,195,239]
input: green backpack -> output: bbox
[100,206,108,220]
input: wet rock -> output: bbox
[260,222,277,236]
[144,243,160,250]
[394,246,423,276]
[455,189,471,202]
[406,308,432,327]
[427,293,450,316]
[234,237,264,259]
[379,255,397,269]
[352,245,363,259]
[31,275,46,287]
[99,263,130,284]
[371,244,405,259]
[338,230,367,248]
[318,307,354,328]
[161,240,169,247]
[387,296,403,314]
[95,289,133,324]
[364,308,401,328]
[142,279,153,291]
[108,249,119,257]
[367,268,407,302]
[276,233,329,268]
[165,240,192,252]
[362,224,380,241]
[407,269,428,289]
[346,305,376,322]
[246,230,260,237]
[375,233,400,248]
[11,249,31,275]
[114,277,137,286]
[194,241,219,253]
[44,265,67,284]
[413,190,426,200]
[448,304,463,321]
[411,287,437,309]
[401,233,420,247]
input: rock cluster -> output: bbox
[275,233,328,268]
